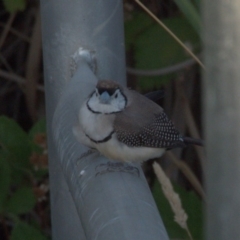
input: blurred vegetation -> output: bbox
[0,117,49,240]
[2,0,27,13]
[153,180,203,239]
[125,11,200,89]
[124,0,201,90]
[0,0,203,239]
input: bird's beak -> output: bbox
[99,91,110,104]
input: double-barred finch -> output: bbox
[73,80,203,162]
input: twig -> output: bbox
[0,69,44,92]
[184,98,206,163]
[0,53,14,72]
[25,11,42,121]
[177,83,206,166]
[0,22,30,42]
[134,0,205,70]
[166,152,206,201]
[0,13,16,49]
[127,57,197,76]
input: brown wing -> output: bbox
[114,89,185,149]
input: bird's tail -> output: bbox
[183,136,204,146]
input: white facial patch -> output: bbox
[87,89,126,114]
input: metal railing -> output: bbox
[40,0,169,239]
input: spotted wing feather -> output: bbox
[114,89,185,149]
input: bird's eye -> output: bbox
[115,93,118,98]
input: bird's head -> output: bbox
[87,80,127,114]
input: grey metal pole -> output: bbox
[40,0,168,240]
[203,1,240,239]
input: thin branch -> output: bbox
[185,100,205,153]
[166,152,206,201]
[0,69,44,92]
[178,85,206,166]
[0,53,14,72]
[0,13,16,49]
[0,22,30,42]
[127,58,196,76]
[134,0,205,70]
[25,11,42,121]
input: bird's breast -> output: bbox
[79,103,115,142]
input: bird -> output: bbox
[73,80,203,162]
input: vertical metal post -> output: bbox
[203,1,240,239]
[40,0,169,239]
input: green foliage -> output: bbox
[174,0,201,35]
[7,187,36,215]
[125,12,153,51]
[2,0,26,13]
[125,13,200,90]
[11,222,49,240]
[153,180,203,239]
[0,116,31,164]
[0,151,11,213]
[0,116,48,239]
[0,116,32,184]
[193,0,201,10]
